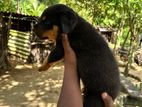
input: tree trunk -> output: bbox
[113,19,125,53]
[124,10,135,76]
[0,14,11,72]
[121,29,130,49]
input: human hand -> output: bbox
[61,33,76,67]
[58,33,82,107]
[102,92,115,107]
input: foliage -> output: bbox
[0,0,17,12]
[0,0,60,16]
[117,27,130,47]
[19,0,46,16]
[0,0,142,46]
[38,0,59,5]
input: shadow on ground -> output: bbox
[0,60,64,107]
[0,58,142,107]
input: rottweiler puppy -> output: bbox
[34,4,120,107]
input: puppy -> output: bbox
[34,4,120,107]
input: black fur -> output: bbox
[34,4,120,107]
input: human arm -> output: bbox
[57,34,83,107]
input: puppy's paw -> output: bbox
[38,66,49,72]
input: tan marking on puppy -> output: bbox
[43,25,59,42]
[38,62,54,71]
[38,55,63,72]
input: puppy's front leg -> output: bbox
[38,41,64,71]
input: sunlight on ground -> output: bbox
[52,66,63,70]
[15,64,33,69]
[0,62,64,107]
[0,59,142,107]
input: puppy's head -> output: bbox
[34,4,78,42]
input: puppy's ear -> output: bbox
[60,11,77,33]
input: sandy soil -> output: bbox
[0,59,64,107]
[0,58,142,107]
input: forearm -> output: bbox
[57,34,83,107]
[57,63,83,107]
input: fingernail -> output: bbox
[102,92,108,99]
[62,33,66,38]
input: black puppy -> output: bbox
[34,4,120,107]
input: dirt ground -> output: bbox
[0,59,64,107]
[0,58,142,107]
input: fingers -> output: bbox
[102,92,115,107]
[61,33,76,65]
[61,33,70,51]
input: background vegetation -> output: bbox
[0,0,142,71]
[1,0,142,47]
[0,1,142,106]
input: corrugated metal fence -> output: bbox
[8,29,30,60]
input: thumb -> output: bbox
[102,92,114,107]
[61,33,70,50]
